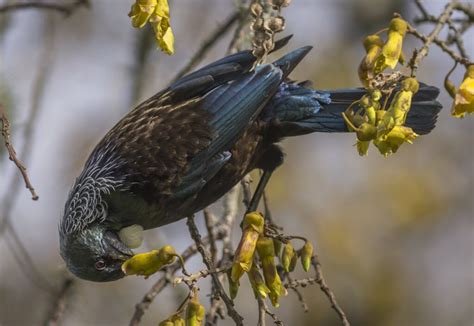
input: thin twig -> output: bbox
[408,0,459,75]
[0,16,56,294]
[0,0,89,16]
[186,216,244,326]
[407,25,471,67]
[0,105,38,200]
[44,278,75,326]
[170,12,239,83]
[311,255,350,326]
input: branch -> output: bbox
[407,25,472,67]
[408,0,460,75]
[0,104,38,200]
[0,0,89,16]
[311,255,350,326]
[44,278,75,326]
[186,216,244,326]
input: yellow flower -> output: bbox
[452,65,474,118]
[358,35,384,87]
[374,17,407,74]
[121,245,179,278]
[231,212,265,282]
[256,237,287,307]
[374,126,418,156]
[129,0,157,28]
[128,0,175,54]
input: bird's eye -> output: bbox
[94,259,106,271]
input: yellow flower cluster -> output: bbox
[121,245,180,278]
[344,78,420,156]
[128,0,174,54]
[231,211,314,307]
[451,65,474,118]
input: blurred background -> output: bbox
[0,0,473,325]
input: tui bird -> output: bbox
[59,36,442,282]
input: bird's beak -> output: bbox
[104,230,134,261]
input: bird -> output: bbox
[59,36,442,282]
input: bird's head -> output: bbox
[60,224,133,282]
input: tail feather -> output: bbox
[267,83,442,137]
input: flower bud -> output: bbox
[122,245,178,278]
[288,249,298,272]
[356,123,377,141]
[281,242,295,273]
[273,239,282,258]
[256,237,287,307]
[186,294,205,326]
[300,242,314,272]
[248,262,270,299]
[172,316,185,326]
[231,212,265,282]
[227,269,239,299]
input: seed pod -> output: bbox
[281,242,295,273]
[265,17,285,33]
[231,212,265,282]
[300,242,314,272]
[247,261,270,299]
[256,237,287,307]
[158,320,174,326]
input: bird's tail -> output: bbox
[264,82,442,138]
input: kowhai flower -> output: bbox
[128,0,174,54]
[231,212,265,282]
[452,65,474,118]
[121,245,179,278]
[374,17,407,74]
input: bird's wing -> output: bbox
[96,52,291,205]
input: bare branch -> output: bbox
[311,255,350,326]
[0,0,89,16]
[408,0,460,75]
[44,278,75,326]
[186,216,244,326]
[0,105,38,200]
